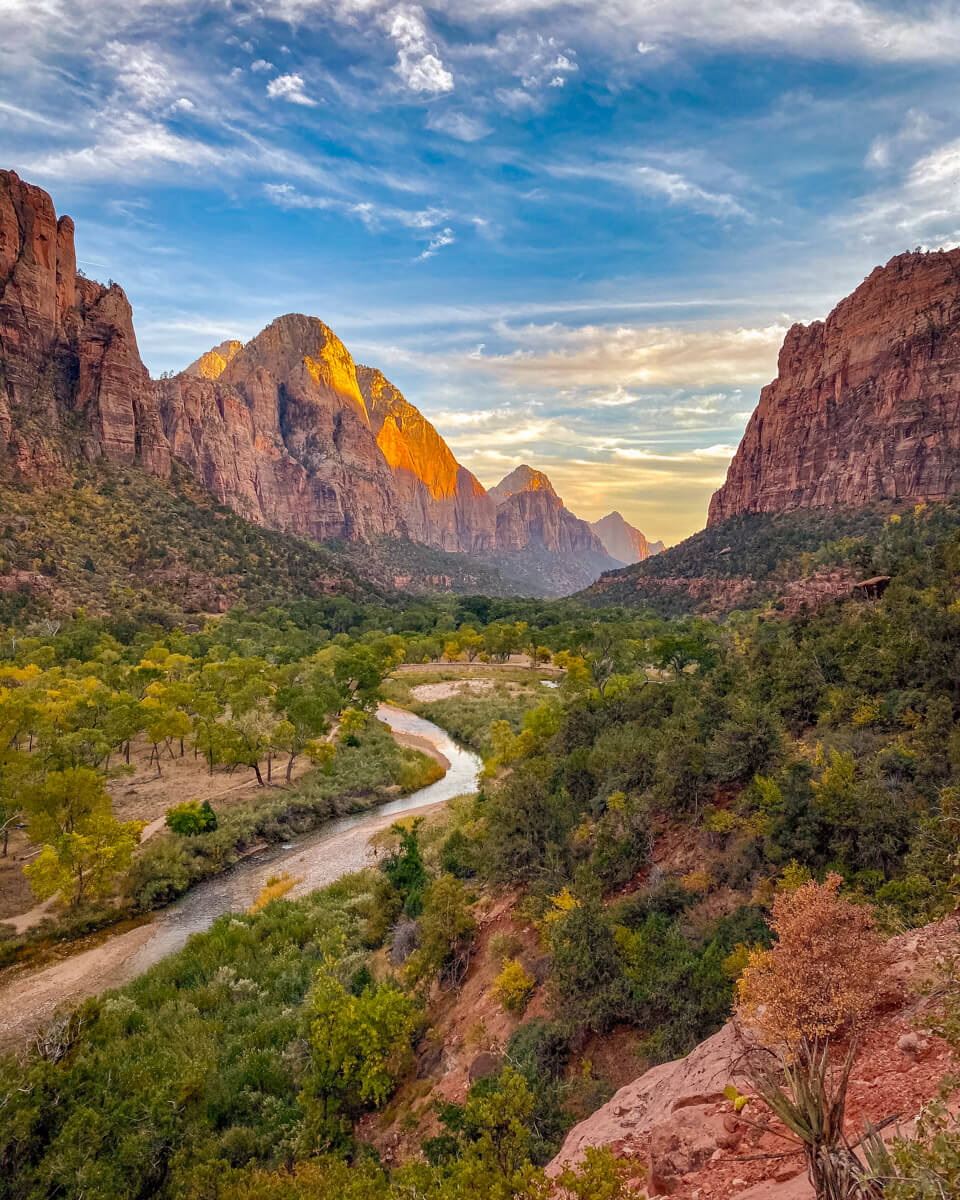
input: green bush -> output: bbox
[165,799,218,835]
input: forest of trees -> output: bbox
[3,503,960,1197]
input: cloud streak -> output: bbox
[465,320,785,388]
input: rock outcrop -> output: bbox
[0,169,170,481]
[590,510,662,564]
[549,917,959,1200]
[710,249,960,525]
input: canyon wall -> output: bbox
[710,249,960,525]
[0,169,645,592]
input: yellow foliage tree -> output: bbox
[737,873,886,1049]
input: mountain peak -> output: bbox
[488,465,559,506]
[590,510,661,564]
[184,339,244,381]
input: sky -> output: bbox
[4,2,960,544]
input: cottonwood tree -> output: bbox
[22,768,143,907]
[272,668,340,780]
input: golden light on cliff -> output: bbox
[303,346,368,419]
[376,414,459,499]
[195,340,243,380]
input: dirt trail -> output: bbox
[394,655,561,674]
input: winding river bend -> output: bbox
[0,704,480,1050]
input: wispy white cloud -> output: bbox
[416,226,455,259]
[266,72,318,105]
[428,0,960,64]
[103,41,179,109]
[0,100,60,127]
[545,158,749,219]
[265,181,453,234]
[865,109,938,169]
[23,114,225,180]
[844,136,960,248]
[427,109,490,141]
[466,320,785,388]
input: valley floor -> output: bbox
[0,707,467,1053]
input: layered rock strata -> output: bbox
[710,249,960,524]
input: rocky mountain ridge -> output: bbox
[0,170,658,595]
[488,464,609,557]
[710,248,960,525]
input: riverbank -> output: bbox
[0,705,479,1053]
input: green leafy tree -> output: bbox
[301,957,418,1149]
[546,887,630,1036]
[25,810,142,907]
[273,670,339,780]
[405,872,477,990]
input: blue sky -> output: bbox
[4,1,960,542]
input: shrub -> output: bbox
[488,932,522,962]
[248,871,301,913]
[494,958,536,1015]
[404,873,476,990]
[165,799,218,836]
[736,873,887,1049]
[546,892,630,1036]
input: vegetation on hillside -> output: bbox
[0,465,519,628]
[3,499,960,1198]
[586,499,960,614]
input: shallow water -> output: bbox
[0,705,480,1048]
[121,704,480,975]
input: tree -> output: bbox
[405,872,476,990]
[23,765,111,841]
[338,707,368,744]
[0,795,19,857]
[735,874,888,1200]
[24,811,142,907]
[273,669,339,780]
[546,888,630,1036]
[222,707,276,785]
[301,958,418,1149]
[737,873,885,1049]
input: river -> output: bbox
[0,704,480,1050]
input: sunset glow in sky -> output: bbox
[4,1,960,543]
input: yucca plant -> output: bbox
[742,1038,882,1200]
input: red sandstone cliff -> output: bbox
[157,315,410,543]
[0,170,170,481]
[0,170,617,593]
[358,365,496,554]
[710,249,960,525]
